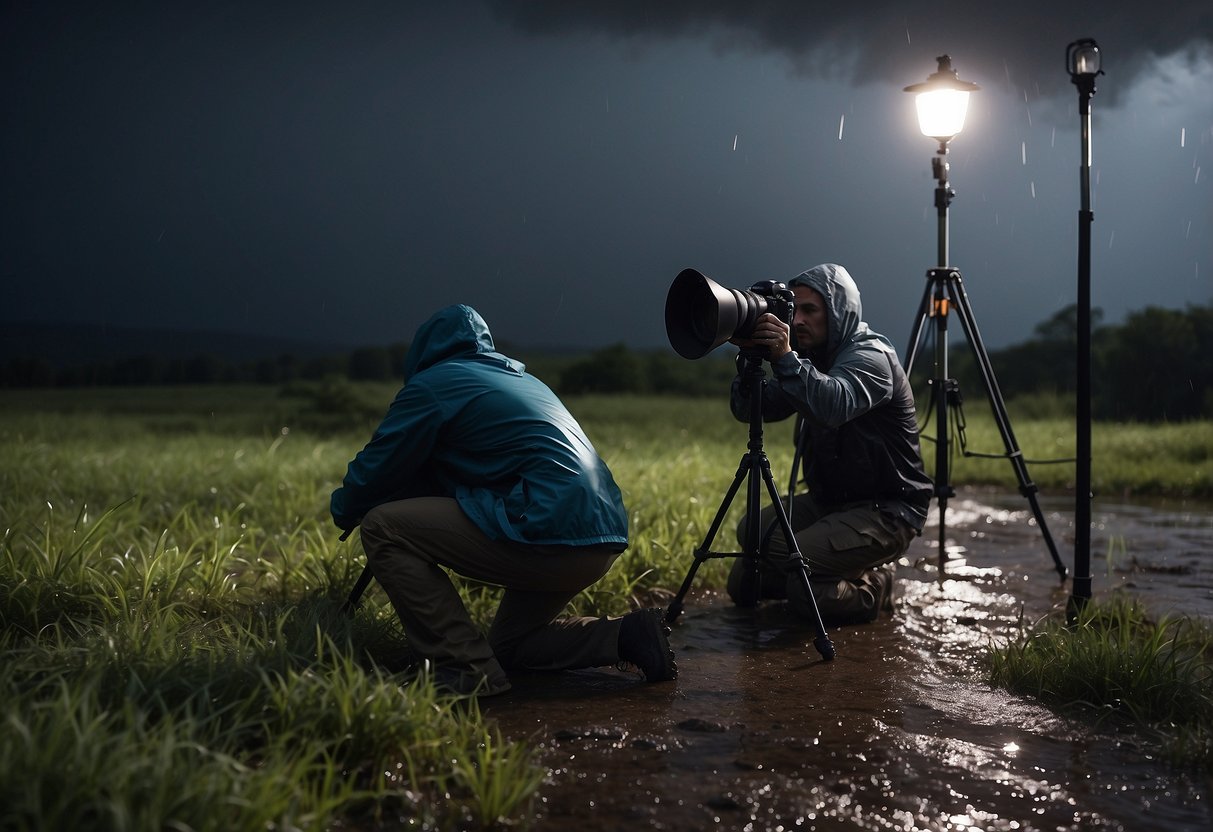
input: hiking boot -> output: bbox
[871,563,896,615]
[617,608,678,682]
[852,564,896,623]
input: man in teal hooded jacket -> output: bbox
[332,304,675,695]
[728,264,933,623]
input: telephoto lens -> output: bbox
[665,268,793,359]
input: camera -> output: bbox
[664,268,795,359]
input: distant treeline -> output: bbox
[940,302,1212,422]
[3,303,1210,421]
[1,344,409,388]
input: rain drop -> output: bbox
[1181,127,1186,148]
[838,114,845,141]
[732,134,738,151]
[1021,142,1027,165]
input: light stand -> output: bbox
[1067,39,1102,617]
[664,351,836,661]
[902,56,1067,581]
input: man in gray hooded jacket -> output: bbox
[727,263,933,623]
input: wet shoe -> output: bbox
[872,563,896,615]
[852,564,895,623]
[617,608,678,682]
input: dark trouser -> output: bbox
[359,497,626,686]
[727,494,916,624]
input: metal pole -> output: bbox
[935,144,951,268]
[931,143,956,562]
[1069,52,1099,617]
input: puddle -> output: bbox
[485,486,1213,830]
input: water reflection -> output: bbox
[487,487,1213,830]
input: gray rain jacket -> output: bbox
[731,263,932,531]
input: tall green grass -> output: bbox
[987,596,1213,768]
[1,385,1210,828]
[0,388,759,830]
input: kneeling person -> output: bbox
[727,264,933,623]
[332,304,675,695]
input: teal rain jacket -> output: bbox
[330,305,628,549]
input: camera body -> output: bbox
[665,268,796,359]
[743,280,795,331]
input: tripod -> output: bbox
[339,527,374,616]
[904,140,1067,581]
[665,351,836,661]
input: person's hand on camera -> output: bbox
[730,313,792,361]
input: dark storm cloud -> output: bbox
[489,0,1213,100]
[2,2,1207,355]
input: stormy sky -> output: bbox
[2,1,1210,356]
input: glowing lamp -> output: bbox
[903,55,980,143]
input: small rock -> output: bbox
[677,717,728,733]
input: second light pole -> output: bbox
[1067,38,1102,616]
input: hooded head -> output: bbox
[787,263,872,359]
[402,304,500,381]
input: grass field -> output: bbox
[1,384,1210,829]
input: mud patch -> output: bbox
[485,487,1213,830]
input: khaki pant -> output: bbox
[728,495,915,624]
[359,497,625,684]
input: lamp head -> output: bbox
[1067,38,1102,101]
[1066,38,1102,79]
[904,55,980,144]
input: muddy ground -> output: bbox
[484,487,1213,831]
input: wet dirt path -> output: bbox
[485,487,1213,831]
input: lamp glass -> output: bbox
[1071,44,1101,75]
[915,89,970,140]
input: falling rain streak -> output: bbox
[732,134,738,151]
[838,114,845,141]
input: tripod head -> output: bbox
[735,347,773,377]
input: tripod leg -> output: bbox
[759,460,836,661]
[947,273,1068,581]
[929,272,956,566]
[903,276,935,378]
[340,564,376,617]
[665,454,751,623]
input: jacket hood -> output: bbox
[788,263,890,360]
[402,304,500,380]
